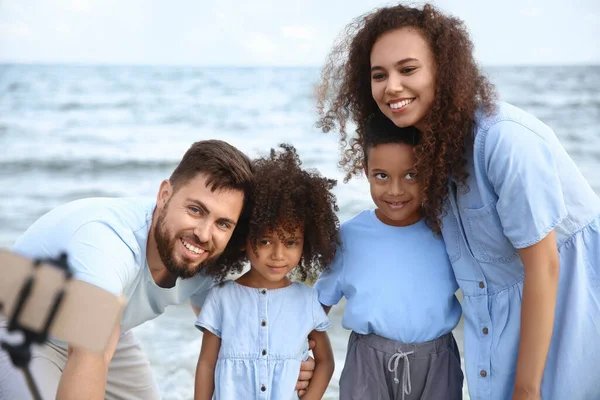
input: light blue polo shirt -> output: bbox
[12,197,214,337]
[315,209,461,343]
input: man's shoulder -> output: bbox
[13,197,155,265]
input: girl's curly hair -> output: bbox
[204,143,341,282]
[316,3,496,234]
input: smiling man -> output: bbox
[0,140,255,399]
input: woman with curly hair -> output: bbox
[316,3,600,400]
[315,113,464,400]
[194,144,339,400]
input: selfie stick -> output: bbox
[0,253,72,400]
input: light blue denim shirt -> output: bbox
[196,281,330,400]
[441,101,600,399]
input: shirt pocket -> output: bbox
[463,200,518,264]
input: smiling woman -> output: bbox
[369,28,436,133]
[315,3,600,400]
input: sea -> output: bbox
[1,63,598,399]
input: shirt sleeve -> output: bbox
[484,120,568,248]
[313,243,344,306]
[188,276,216,309]
[311,288,331,332]
[195,287,222,338]
[65,222,138,295]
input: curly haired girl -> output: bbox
[194,144,339,400]
[316,3,600,400]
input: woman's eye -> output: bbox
[375,172,388,180]
[258,239,271,246]
[372,73,386,80]
[405,172,417,180]
[401,67,417,74]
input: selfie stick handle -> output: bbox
[1,253,72,400]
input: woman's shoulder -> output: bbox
[474,101,553,138]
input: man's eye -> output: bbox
[217,221,231,229]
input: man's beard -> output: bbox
[154,205,211,279]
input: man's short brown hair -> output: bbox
[169,139,253,194]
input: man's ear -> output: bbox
[156,179,173,207]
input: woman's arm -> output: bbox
[299,330,335,400]
[513,230,560,400]
[194,330,221,400]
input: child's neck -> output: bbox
[236,267,292,290]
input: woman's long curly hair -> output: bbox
[316,3,496,234]
[204,144,341,282]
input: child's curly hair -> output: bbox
[316,3,496,234]
[204,144,340,282]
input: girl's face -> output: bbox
[370,27,436,132]
[245,226,304,288]
[366,142,423,227]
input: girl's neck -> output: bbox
[236,267,292,290]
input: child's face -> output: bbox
[246,226,304,284]
[366,142,423,226]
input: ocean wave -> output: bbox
[58,100,136,111]
[0,159,178,175]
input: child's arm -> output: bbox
[300,330,335,400]
[194,330,221,400]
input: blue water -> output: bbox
[1,64,599,399]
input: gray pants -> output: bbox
[339,331,463,400]
[0,320,160,400]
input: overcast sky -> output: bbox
[0,0,598,66]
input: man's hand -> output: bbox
[56,323,120,400]
[296,339,316,397]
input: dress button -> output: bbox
[261,384,266,392]
[262,349,267,356]
[260,289,267,295]
[478,281,485,289]
[261,320,267,327]
[480,370,487,377]
[482,327,489,335]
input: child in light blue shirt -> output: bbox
[315,115,463,399]
[194,144,339,400]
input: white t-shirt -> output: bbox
[13,197,214,336]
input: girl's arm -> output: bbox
[300,330,335,400]
[513,230,560,400]
[194,330,221,400]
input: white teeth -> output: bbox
[182,240,204,255]
[390,98,414,109]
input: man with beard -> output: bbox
[0,140,315,399]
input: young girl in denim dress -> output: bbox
[316,3,600,400]
[194,144,338,400]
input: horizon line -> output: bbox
[1,60,599,69]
